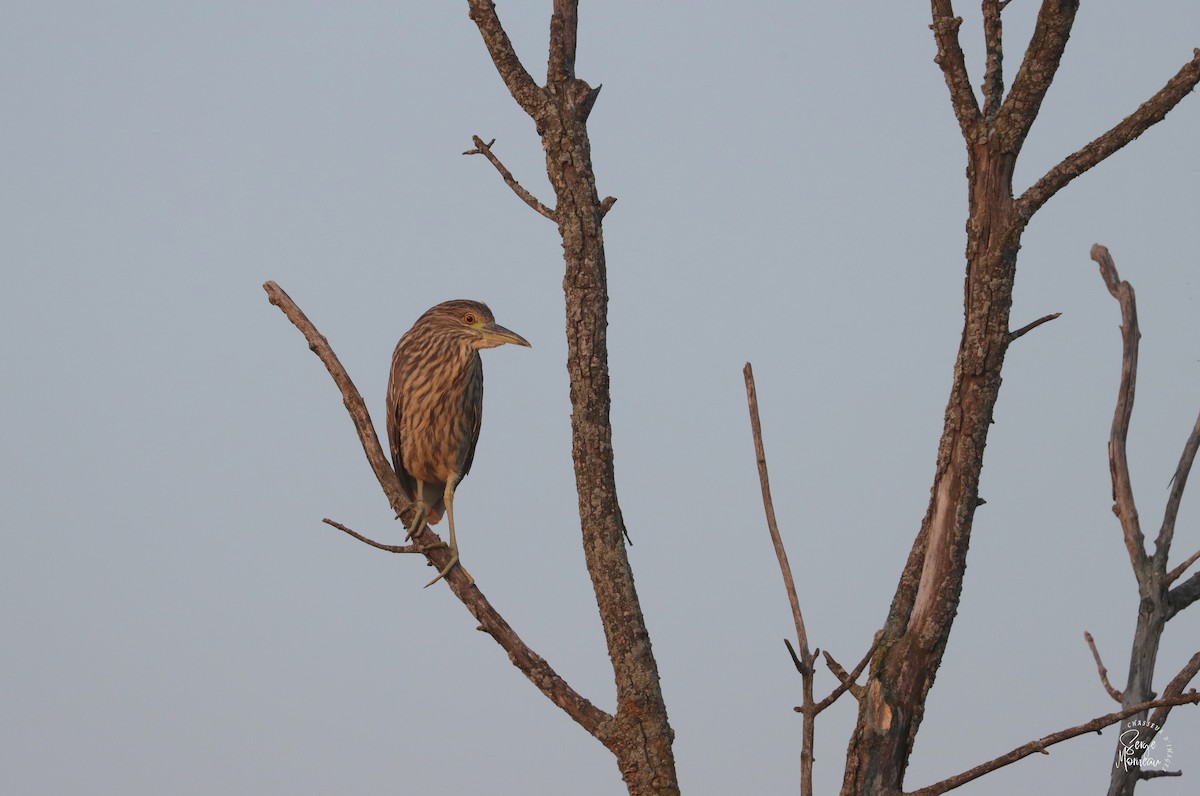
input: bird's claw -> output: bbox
[424,551,473,589]
[404,502,428,542]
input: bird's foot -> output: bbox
[424,549,473,589]
[404,502,428,542]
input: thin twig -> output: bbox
[744,363,811,663]
[1157,409,1200,569]
[1083,631,1124,702]
[463,136,557,221]
[744,361,816,796]
[906,692,1200,796]
[322,518,442,554]
[784,638,806,675]
[812,632,880,712]
[1167,547,1200,586]
[1008,312,1061,342]
[1137,769,1182,780]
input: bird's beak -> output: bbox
[480,322,531,348]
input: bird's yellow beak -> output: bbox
[480,322,531,348]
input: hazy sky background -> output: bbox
[3,3,1199,794]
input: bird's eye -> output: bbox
[463,313,477,325]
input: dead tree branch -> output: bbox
[1167,547,1200,587]
[929,5,980,138]
[1008,311,1061,342]
[464,0,541,116]
[323,518,442,554]
[1158,410,1200,570]
[745,363,880,795]
[1169,571,1200,619]
[906,692,1200,796]
[263,280,613,741]
[1147,652,1200,730]
[744,361,817,794]
[1017,49,1200,221]
[1092,244,1148,574]
[1086,245,1200,795]
[463,136,556,221]
[1085,631,1125,702]
[814,635,880,711]
[744,363,813,669]
[993,0,1079,153]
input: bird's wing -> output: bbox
[459,356,483,481]
[386,344,418,501]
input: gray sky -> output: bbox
[3,3,1199,794]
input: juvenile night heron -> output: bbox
[386,300,530,587]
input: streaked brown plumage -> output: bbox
[386,300,530,586]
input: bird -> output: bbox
[386,300,530,587]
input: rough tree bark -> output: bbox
[840,4,1200,794]
[465,2,678,793]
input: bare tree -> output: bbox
[1078,245,1200,795]
[831,3,1200,792]
[265,2,1200,795]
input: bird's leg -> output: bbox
[424,476,473,588]
[404,480,429,542]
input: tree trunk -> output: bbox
[539,84,680,795]
[840,145,1024,794]
[466,2,680,792]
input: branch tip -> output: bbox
[1083,630,1124,702]
[1008,312,1062,342]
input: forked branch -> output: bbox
[1087,244,1200,793]
[744,362,817,794]
[745,362,876,794]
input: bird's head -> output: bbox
[418,300,531,350]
